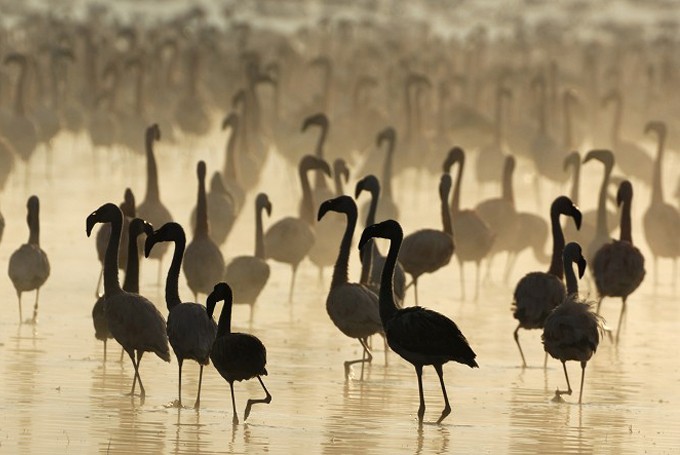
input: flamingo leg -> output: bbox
[17,293,22,323]
[229,381,239,425]
[615,297,627,343]
[119,348,125,363]
[415,365,425,423]
[513,324,527,368]
[596,296,604,314]
[543,351,548,369]
[344,338,373,380]
[126,350,139,396]
[458,259,466,301]
[474,260,481,301]
[244,376,272,421]
[103,339,107,363]
[135,351,146,399]
[32,288,40,323]
[288,264,298,303]
[413,278,419,306]
[194,364,204,410]
[433,364,451,424]
[177,358,183,407]
[578,361,587,404]
[554,360,572,399]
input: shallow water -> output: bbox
[0,129,679,455]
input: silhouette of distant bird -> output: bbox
[183,161,225,300]
[136,124,173,283]
[443,147,494,300]
[224,193,272,322]
[592,180,645,342]
[145,221,218,409]
[93,217,153,362]
[543,242,603,404]
[642,121,680,286]
[208,282,271,425]
[95,188,136,295]
[318,196,382,379]
[398,174,455,306]
[359,219,477,424]
[86,203,170,400]
[264,155,331,302]
[583,149,615,263]
[512,196,581,367]
[355,174,406,303]
[9,196,50,323]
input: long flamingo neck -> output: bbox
[569,161,580,204]
[547,207,566,278]
[619,197,633,243]
[103,216,123,297]
[379,235,401,324]
[563,96,573,148]
[299,166,316,224]
[14,62,27,116]
[596,164,612,237]
[331,207,356,290]
[224,126,240,183]
[652,131,665,204]
[564,258,579,296]
[28,211,39,246]
[451,160,463,214]
[217,299,233,337]
[314,126,329,190]
[195,173,209,238]
[442,185,454,238]
[166,236,185,310]
[122,230,141,293]
[610,95,622,144]
[382,140,395,199]
[255,204,265,259]
[145,138,160,202]
[502,160,515,205]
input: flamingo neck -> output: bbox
[28,210,40,246]
[547,206,567,279]
[165,234,185,311]
[313,126,329,191]
[255,204,265,259]
[224,127,240,184]
[299,165,316,225]
[217,299,233,337]
[619,196,633,244]
[379,234,401,324]
[596,164,612,237]
[145,137,160,202]
[195,173,209,239]
[451,159,464,215]
[103,215,123,297]
[502,160,515,205]
[122,228,141,294]
[331,206,357,290]
[564,257,579,296]
[568,161,580,205]
[382,139,395,199]
[359,186,380,280]
[652,131,666,205]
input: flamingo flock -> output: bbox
[3,2,679,432]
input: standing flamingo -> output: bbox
[208,282,271,424]
[592,180,645,342]
[543,242,603,404]
[358,219,477,424]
